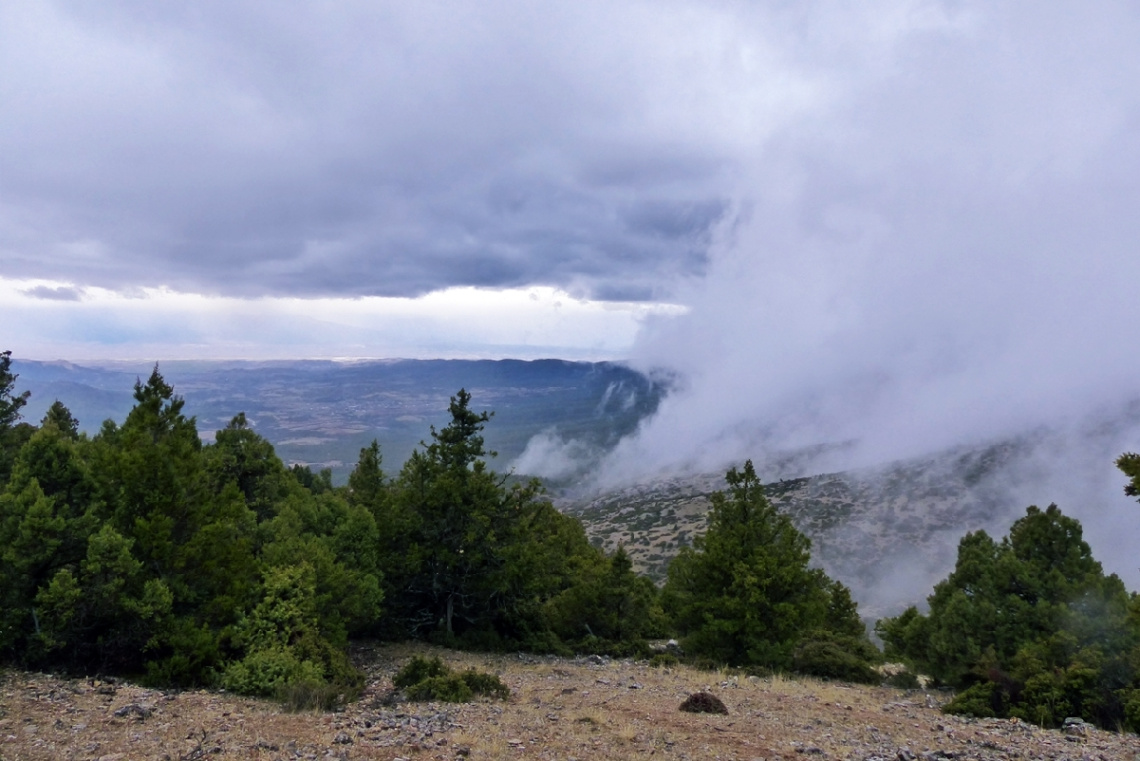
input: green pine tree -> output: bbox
[0,350,32,483]
[1118,452,1140,503]
[204,412,292,522]
[388,389,602,648]
[877,503,1138,729]
[663,460,872,671]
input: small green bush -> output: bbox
[885,669,921,689]
[649,653,679,668]
[458,668,510,699]
[679,691,728,714]
[395,656,510,702]
[143,619,220,689]
[943,682,1005,718]
[792,636,880,684]
[393,655,449,689]
[406,674,473,702]
[517,629,573,657]
[220,645,326,697]
[220,635,362,708]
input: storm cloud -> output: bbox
[0,0,765,301]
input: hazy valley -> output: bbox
[11,357,665,484]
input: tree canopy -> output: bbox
[0,365,381,699]
[0,350,33,483]
[0,351,30,432]
[0,364,661,699]
[1118,452,1140,502]
[877,503,1140,729]
[49,350,1140,716]
[15,349,1140,728]
[377,389,623,652]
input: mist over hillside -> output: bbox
[561,389,1140,615]
[565,418,1140,620]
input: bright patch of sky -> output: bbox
[1,277,684,361]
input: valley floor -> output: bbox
[2,643,1137,761]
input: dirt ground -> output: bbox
[3,642,1139,761]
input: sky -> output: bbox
[1,0,751,361]
[4,4,1140,513]
[6,2,1136,360]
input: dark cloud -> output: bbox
[20,285,85,301]
[0,0,744,301]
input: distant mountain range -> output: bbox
[9,357,666,482]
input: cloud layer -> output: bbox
[6,2,1140,465]
[1,1,791,301]
[0,279,673,361]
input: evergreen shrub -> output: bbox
[793,633,881,684]
[394,656,509,702]
[393,655,449,689]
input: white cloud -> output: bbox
[510,429,600,481]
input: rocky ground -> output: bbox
[3,642,1138,761]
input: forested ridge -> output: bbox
[4,349,1140,732]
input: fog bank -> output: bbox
[593,2,1140,587]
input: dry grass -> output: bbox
[3,643,1140,760]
